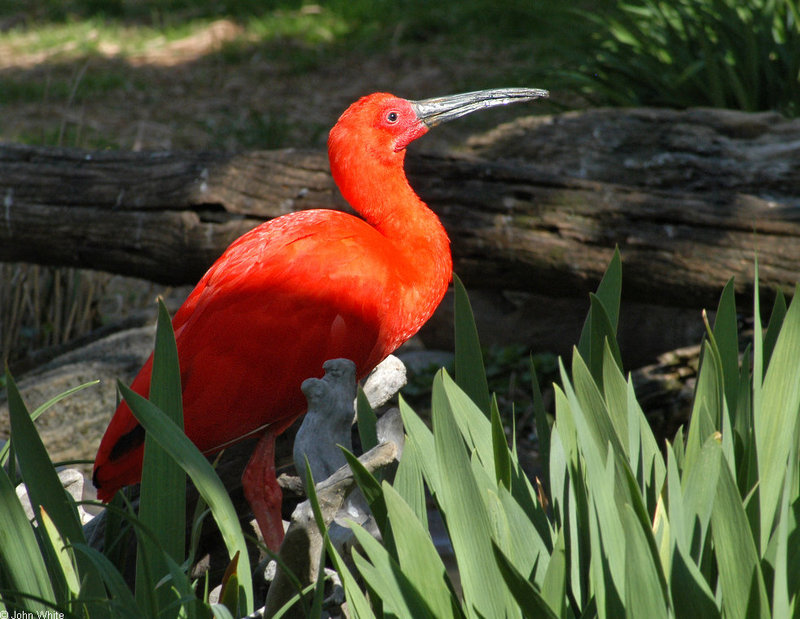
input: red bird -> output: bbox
[93,87,548,549]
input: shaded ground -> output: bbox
[0,11,565,152]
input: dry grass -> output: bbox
[1,264,104,365]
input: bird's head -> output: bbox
[328,93,426,170]
[328,87,549,169]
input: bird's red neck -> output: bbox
[328,126,452,340]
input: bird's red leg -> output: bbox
[242,429,284,552]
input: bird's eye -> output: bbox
[386,111,399,123]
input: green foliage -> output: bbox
[330,253,800,617]
[560,0,800,116]
[4,251,800,617]
[1,302,252,617]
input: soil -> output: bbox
[0,18,550,153]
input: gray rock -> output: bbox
[0,325,155,475]
[16,468,94,524]
[362,354,407,409]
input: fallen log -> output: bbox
[2,107,800,308]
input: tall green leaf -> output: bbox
[383,484,460,619]
[136,300,186,615]
[540,530,568,617]
[431,369,515,616]
[710,440,771,619]
[392,432,428,529]
[756,284,800,551]
[684,343,721,474]
[6,369,108,616]
[119,384,253,614]
[763,288,787,373]
[770,458,796,619]
[713,278,740,415]
[623,504,670,619]
[0,465,55,612]
[350,523,435,618]
[71,544,142,619]
[577,247,622,384]
[303,461,374,618]
[491,398,512,489]
[681,434,722,565]
[491,542,560,619]
[356,388,379,451]
[453,274,491,415]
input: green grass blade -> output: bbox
[491,542,560,619]
[669,542,719,619]
[136,299,186,616]
[585,453,623,618]
[356,387,379,451]
[392,431,428,529]
[578,295,622,387]
[681,434,722,565]
[398,396,439,496]
[665,442,687,553]
[0,466,55,612]
[340,448,393,554]
[771,458,796,619]
[757,284,800,551]
[452,274,491,415]
[118,383,253,614]
[570,350,626,459]
[593,246,622,330]
[5,368,108,614]
[763,288,788,373]
[628,376,665,514]
[303,461,374,618]
[540,529,567,616]
[382,483,459,618]
[622,503,670,618]
[752,259,764,463]
[491,397,512,489]
[602,339,631,459]
[71,544,142,619]
[209,604,236,619]
[440,371,496,480]
[684,343,721,473]
[431,369,515,616]
[713,278,740,415]
[38,507,80,597]
[350,524,436,618]
[577,247,622,382]
[711,439,771,619]
[6,371,82,537]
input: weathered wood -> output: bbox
[2,107,800,308]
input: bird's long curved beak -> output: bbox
[410,87,549,127]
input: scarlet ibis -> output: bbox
[93,87,548,550]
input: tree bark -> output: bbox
[2,107,799,308]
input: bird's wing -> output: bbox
[93,209,398,498]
